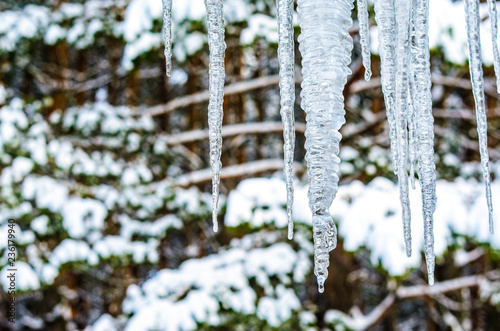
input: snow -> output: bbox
[225,172,500,277]
[119,214,182,239]
[22,176,69,212]
[241,14,279,45]
[49,239,97,268]
[61,198,107,239]
[122,242,303,330]
[31,215,50,235]
[93,236,159,264]
[1,0,497,69]
[368,0,500,65]
[89,314,117,331]
[0,261,40,292]
[257,285,301,327]
[225,178,289,228]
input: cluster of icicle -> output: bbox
[161,0,496,292]
[163,0,226,232]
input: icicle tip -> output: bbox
[212,209,219,233]
[405,245,412,258]
[428,274,434,286]
[364,69,372,81]
[317,279,325,293]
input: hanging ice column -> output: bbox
[412,0,437,285]
[394,0,412,257]
[276,0,296,240]
[297,0,354,293]
[487,0,500,94]
[357,0,372,81]
[464,0,494,234]
[375,0,412,257]
[162,0,173,77]
[374,0,399,175]
[205,0,226,232]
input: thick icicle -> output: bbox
[162,0,173,77]
[487,0,500,94]
[394,0,412,257]
[374,0,398,174]
[297,0,354,293]
[464,0,494,234]
[357,0,372,81]
[412,0,436,285]
[276,0,296,240]
[205,0,226,233]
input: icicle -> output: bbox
[464,0,494,234]
[394,0,412,257]
[412,0,436,285]
[408,2,417,190]
[162,0,173,77]
[357,0,372,81]
[205,0,226,233]
[408,82,417,190]
[276,0,296,240]
[374,0,398,174]
[297,0,354,293]
[487,0,500,94]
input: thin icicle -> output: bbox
[413,0,436,285]
[464,0,494,234]
[374,0,398,174]
[357,0,372,81]
[487,0,500,94]
[408,2,417,190]
[297,0,354,293]
[394,0,412,257]
[408,83,417,190]
[162,0,173,77]
[205,0,226,233]
[276,0,296,240]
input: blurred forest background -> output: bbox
[1,0,500,330]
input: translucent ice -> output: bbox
[205,0,226,232]
[297,0,354,293]
[412,0,437,285]
[464,0,494,234]
[276,0,296,240]
[162,0,173,77]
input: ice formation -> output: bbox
[464,0,494,234]
[487,0,500,94]
[357,0,372,81]
[161,0,173,76]
[394,0,412,257]
[205,0,226,232]
[297,0,354,293]
[412,0,437,284]
[276,0,296,240]
[157,0,496,292]
[374,0,399,174]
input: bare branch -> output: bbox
[143,75,290,117]
[164,122,306,145]
[174,159,303,187]
[326,271,500,331]
[350,76,499,98]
